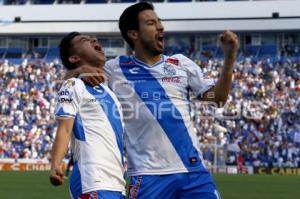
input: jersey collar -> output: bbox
[131,55,165,68]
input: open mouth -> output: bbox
[157,34,164,47]
[94,45,103,53]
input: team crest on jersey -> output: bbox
[63,79,75,88]
[163,64,176,76]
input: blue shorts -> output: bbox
[72,190,125,199]
[128,171,220,199]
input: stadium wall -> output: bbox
[0,1,300,35]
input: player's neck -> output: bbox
[134,51,161,65]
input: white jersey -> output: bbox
[55,78,125,197]
[105,54,215,176]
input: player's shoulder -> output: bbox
[60,77,84,91]
[167,53,189,60]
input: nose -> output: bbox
[157,21,164,32]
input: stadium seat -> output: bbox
[3,0,27,5]
[33,47,48,59]
[258,45,277,58]
[57,0,81,4]
[0,48,7,59]
[202,45,217,57]
[244,45,260,57]
[45,47,59,61]
[6,58,23,65]
[85,0,108,3]
[31,0,55,4]
[168,0,192,2]
[215,47,224,59]
[5,48,23,59]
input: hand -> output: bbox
[64,65,106,86]
[219,30,239,59]
[49,165,65,186]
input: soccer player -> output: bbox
[68,2,239,199]
[49,32,125,199]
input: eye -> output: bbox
[147,20,155,25]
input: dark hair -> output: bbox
[119,2,154,49]
[59,31,81,70]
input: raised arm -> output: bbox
[202,30,239,107]
[49,118,74,186]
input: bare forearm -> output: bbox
[51,120,73,168]
[202,30,239,107]
[64,68,80,80]
[212,55,235,106]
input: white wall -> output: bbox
[0,0,300,34]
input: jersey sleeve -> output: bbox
[55,78,84,118]
[180,54,216,97]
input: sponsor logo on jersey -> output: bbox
[129,67,140,74]
[162,76,181,83]
[165,58,179,66]
[58,98,73,103]
[63,79,75,88]
[93,86,104,93]
[58,89,73,97]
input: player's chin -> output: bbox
[154,44,164,54]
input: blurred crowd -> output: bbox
[0,54,299,169]
[194,56,300,168]
[0,59,63,160]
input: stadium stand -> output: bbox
[0,48,299,168]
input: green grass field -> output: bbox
[0,171,299,199]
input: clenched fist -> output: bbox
[49,165,65,186]
[219,30,239,58]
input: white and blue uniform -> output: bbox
[105,54,220,199]
[55,78,126,199]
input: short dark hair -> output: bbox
[59,31,81,70]
[119,2,154,49]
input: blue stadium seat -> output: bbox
[5,48,23,59]
[6,58,22,65]
[202,45,217,57]
[168,0,192,2]
[215,47,224,58]
[58,0,81,4]
[31,0,55,4]
[244,45,260,57]
[3,0,27,5]
[85,0,108,3]
[0,48,7,59]
[45,47,59,61]
[33,47,48,59]
[259,45,277,58]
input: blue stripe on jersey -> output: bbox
[73,114,86,141]
[119,56,202,171]
[85,84,124,164]
[56,107,75,117]
[70,162,83,199]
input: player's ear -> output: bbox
[127,30,138,41]
[69,55,80,64]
